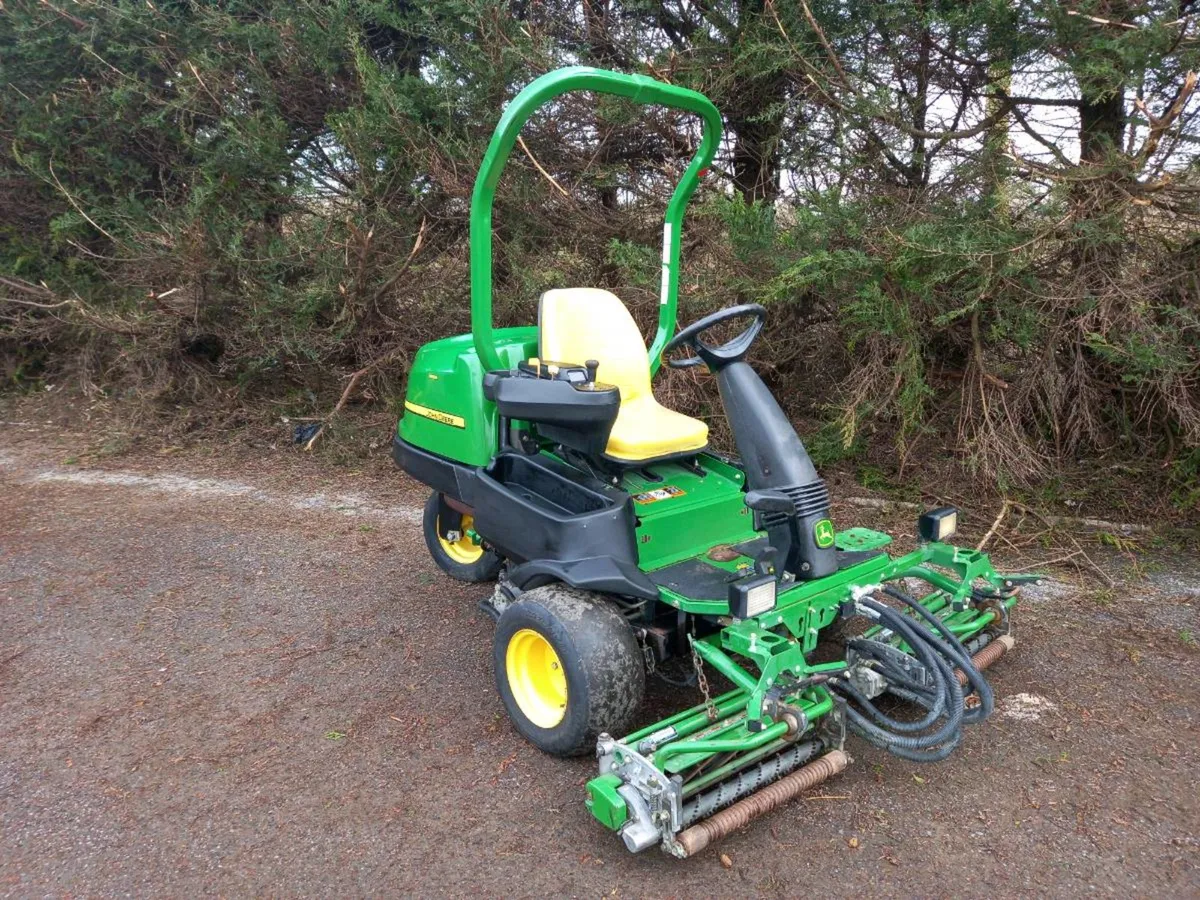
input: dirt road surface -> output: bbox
[1,426,1198,897]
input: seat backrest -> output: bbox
[538,289,651,403]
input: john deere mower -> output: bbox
[392,67,1034,858]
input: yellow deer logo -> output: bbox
[814,519,836,549]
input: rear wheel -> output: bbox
[422,492,503,582]
[494,584,645,756]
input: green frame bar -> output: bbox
[468,66,724,373]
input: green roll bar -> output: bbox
[469,66,724,374]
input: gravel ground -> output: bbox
[1,426,1197,898]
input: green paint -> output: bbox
[653,527,894,618]
[622,687,745,745]
[585,774,628,830]
[584,543,1030,832]
[468,67,722,374]
[650,536,1020,653]
[813,518,836,548]
[397,327,536,465]
[654,718,790,767]
[834,527,893,551]
[655,690,833,769]
[628,454,753,571]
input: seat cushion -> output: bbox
[538,288,708,463]
[604,392,710,462]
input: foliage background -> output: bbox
[2,0,1199,513]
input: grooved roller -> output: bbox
[956,634,1016,686]
[675,749,850,857]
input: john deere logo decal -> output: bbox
[404,400,465,429]
[814,519,836,549]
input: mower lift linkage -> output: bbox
[586,540,1034,857]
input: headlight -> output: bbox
[917,506,958,543]
[729,574,777,619]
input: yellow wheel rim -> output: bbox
[437,513,484,564]
[505,628,568,729]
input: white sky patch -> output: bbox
[660,221,673,304]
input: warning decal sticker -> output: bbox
[632,485,686,504]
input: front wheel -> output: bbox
[494,584,645,756]
[422,492,503,582]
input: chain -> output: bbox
[690,635,719,722]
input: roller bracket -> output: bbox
[818,694,848,751]
[761,677,808,737]
[596,734,683,853]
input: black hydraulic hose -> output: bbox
[857,600,959,720]
[881,586,995,723]
[859,599,964,735]
[829,595,984,763]
[840,608,952,733]
[829,599,965,761]
[880,585,979,673]
[832,671,963,763]
[864,598,969,718]
[861,601,966,762]
[881,586,973,655]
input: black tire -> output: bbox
[422,492,503,582]
[494,584,645,757]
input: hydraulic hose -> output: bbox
[845,608,955,735]
[831,600,961,761]
[829,592,994,763]
[881,586,995,724]
[872,603,963,759]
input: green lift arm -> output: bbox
[469,66,724,374]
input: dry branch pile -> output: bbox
[1,1,1198,512]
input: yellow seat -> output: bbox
[538,288,708,463]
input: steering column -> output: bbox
[665,305,839,581]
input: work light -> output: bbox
[729,574,777,619]
[917,506,958,543]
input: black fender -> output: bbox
[392,435,477,501]
[507,556,660,602]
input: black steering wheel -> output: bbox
[663,303,767,372]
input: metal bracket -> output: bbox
[847,638,935,692]
[479,579,519,621]
[974,595,1011,636]
[596,734,683,853]
[761,679,809,737]
[818,694,848,751]
[640,642,657,675]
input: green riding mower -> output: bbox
[392,67,1035,858]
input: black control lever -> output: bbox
[753,545,777,576]
[744,489,796,515]
[585,359,599,384]
[746,490,797,580]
